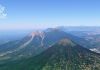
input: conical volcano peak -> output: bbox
[58,38,76,46]
[45,28,62,32]
[29,31,44,38]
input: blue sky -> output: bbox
[0,0,100,30]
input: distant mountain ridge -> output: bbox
[57,26,100,31]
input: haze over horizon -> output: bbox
[0,0,100,30]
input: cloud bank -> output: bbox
[0,4,7,19]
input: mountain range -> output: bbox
[0,38,100,70]
[57,26,100,53]
[0,29,73,60]
[0,27,100,70]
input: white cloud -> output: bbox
[0,4,7,19]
